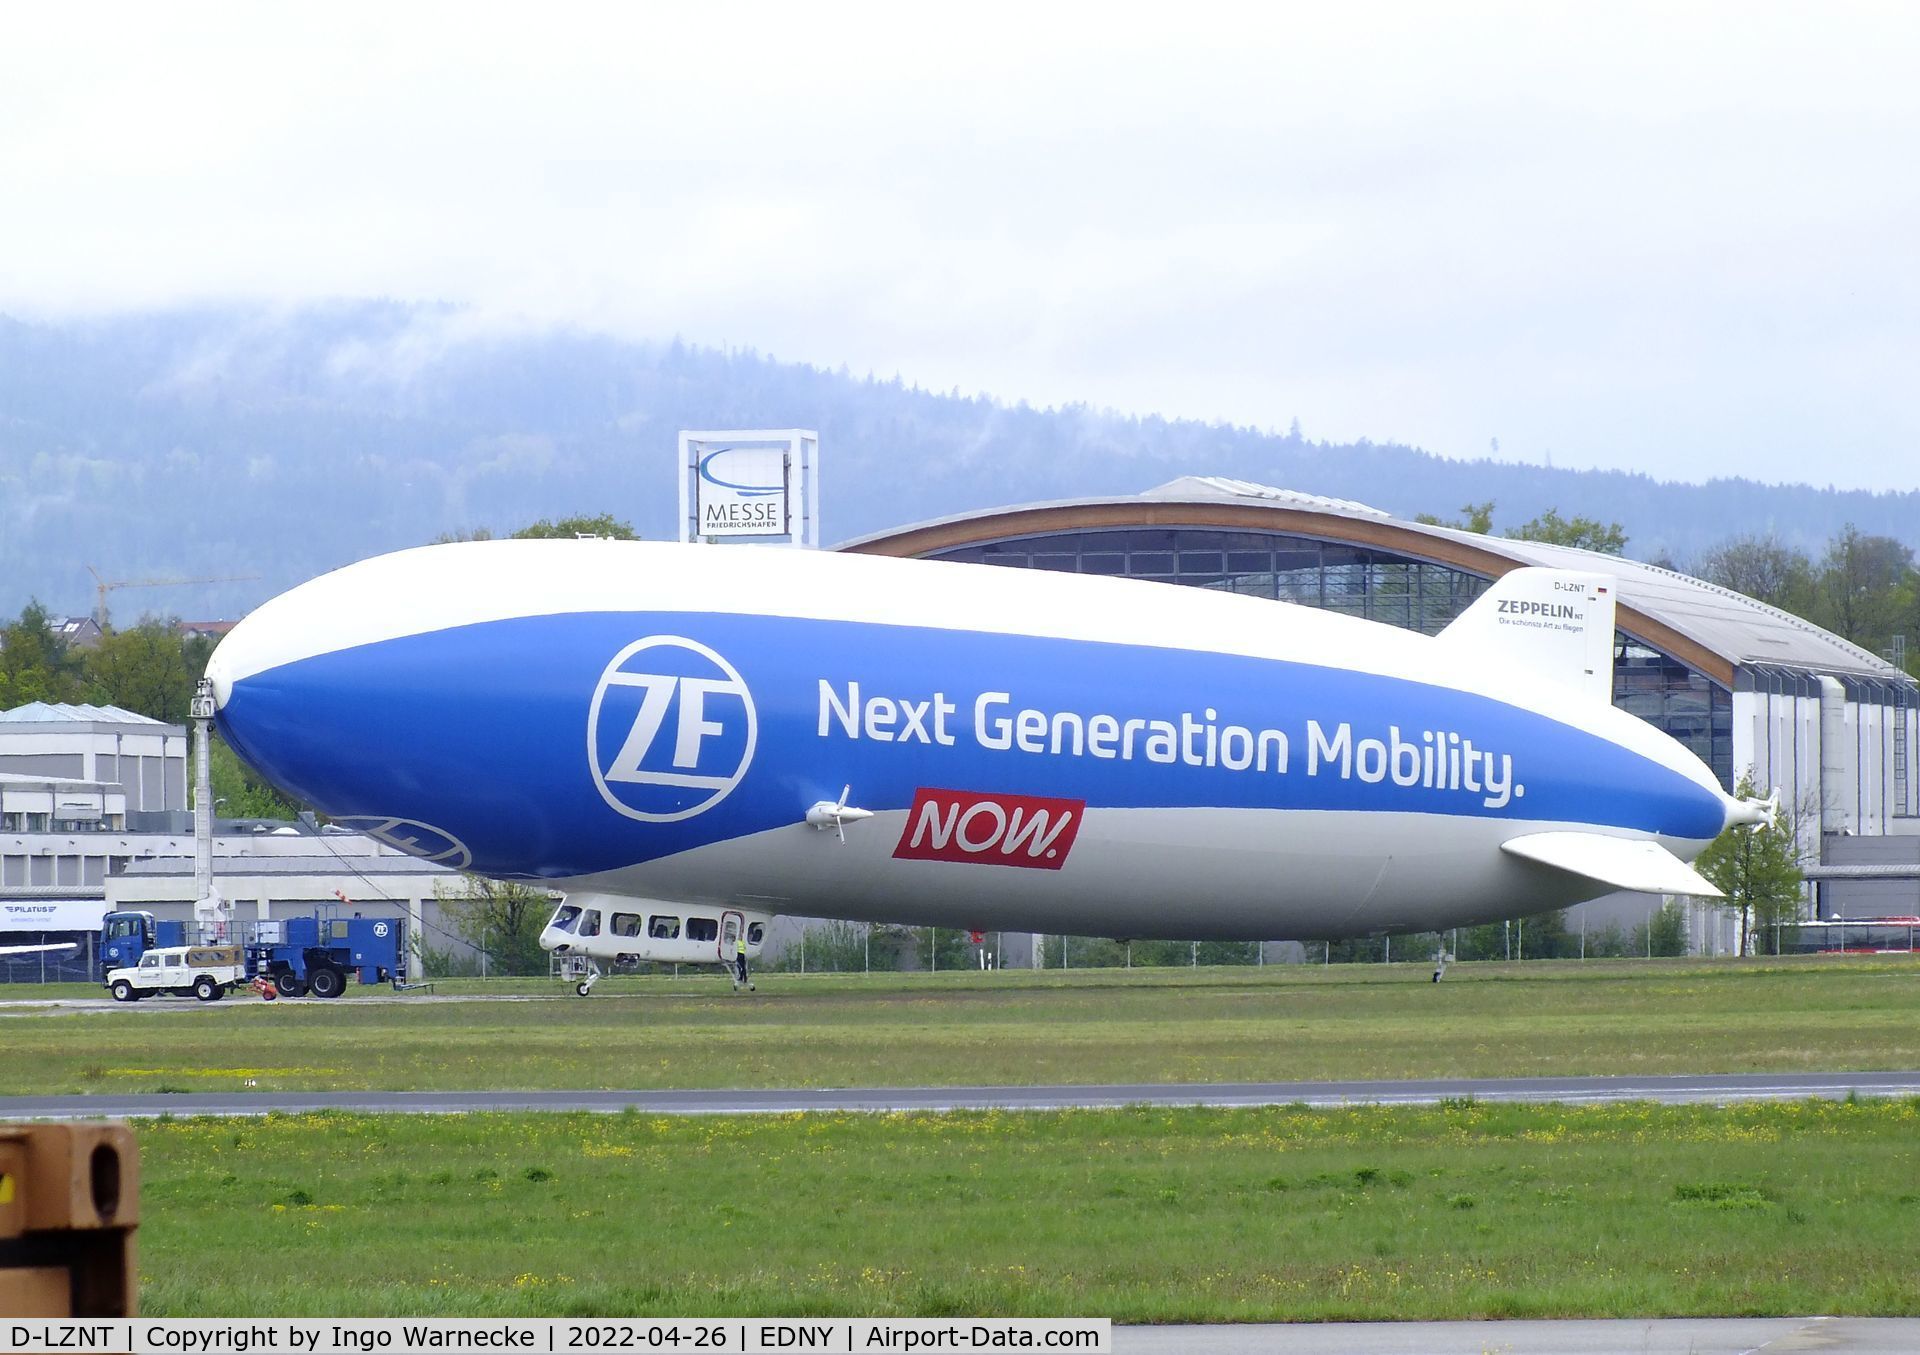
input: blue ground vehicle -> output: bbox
[99,912,189,976]
[247,913,408,997]
[98,908,408,998]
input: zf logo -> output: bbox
[588,637,757,822]
[332,816,474,869]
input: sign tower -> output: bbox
[677,429,819,547]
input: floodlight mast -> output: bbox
[189,678,223,938]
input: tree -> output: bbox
[1632,900,1689,958]
[1508,508,1627,555]
[1452,920,1510,961]
[1815,525,1910,645]
[209,735,303,819]
[432,876,555,975]
[83,619,196,721]
[430,514,640,546]
[1411,502,1625,555]
[1694,534,1815,613]
[511,514,639,540]
[1415,502,1495,534]
[1128,937,1270,965]
[1447,910,1572,960]
[1516,908,1574,959]
[1896,571,1920,677]
[918,925,980,971]
[0,602,85,707]
[770,919,871,972]
[1583,922,1631,958]
[1693,772,1806,955]
[1041,934,1125,968]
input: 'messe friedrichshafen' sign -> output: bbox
[696,444,791,538]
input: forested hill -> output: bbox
[3,304,1916,621]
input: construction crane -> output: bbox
[85,566,260,631]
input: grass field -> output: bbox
[6,956,1920,1095]
[134,1100,1920,1319]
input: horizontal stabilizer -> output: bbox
[1501,831,1724,897]
[1436,568,1617,703]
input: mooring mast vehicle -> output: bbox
[98,907,408,998]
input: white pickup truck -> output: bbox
[106,945,247,1002]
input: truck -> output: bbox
[246,913,408,997]
[97,908,409,999]
[105,944,247,1002]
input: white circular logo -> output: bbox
[373,922,390,938]
[587,636,757,823]
[332,816,474,870]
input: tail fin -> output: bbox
[1502,831,1723,897]
[1436,568,1616,703]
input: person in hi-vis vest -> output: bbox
[733,932,753,991]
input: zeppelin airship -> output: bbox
[206,540,1768,985]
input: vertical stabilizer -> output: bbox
[1437,568,1616,703]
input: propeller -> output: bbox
[804,784,875,844]
[1731,786,1782,834]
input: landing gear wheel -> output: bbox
[194,976,220,1002]
[573,961,602,997]
[575,981,593,997]
[308,967,345,1000]
[277,975,307,998]
[111,979,135,1003]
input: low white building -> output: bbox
[1,819,466,979]
[0,702,187,827]
[106,852,458,959]
[0,771,128,835]
[1,699,468,980]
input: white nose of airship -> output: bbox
[203,553,392,712]
[198,541,676,885]
[203,632,240,711]
[202,561,348,717]
[197,550,429,807]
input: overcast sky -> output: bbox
[3,3,1916,488]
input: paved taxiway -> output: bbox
[0,992,558,1015]
[6,1069,1919,1118]
[1115,1316,1920,1353]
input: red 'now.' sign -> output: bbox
[892,787,1086,871]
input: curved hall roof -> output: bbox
[839,476,1911,688]
[0,701,173,726]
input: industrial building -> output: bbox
[843,478,1920,948]
[0,701,461,980]
[1,818,462,982]
[0,702,187,826]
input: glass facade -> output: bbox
[1614,638,1733,789]
[929,526,1736,788]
